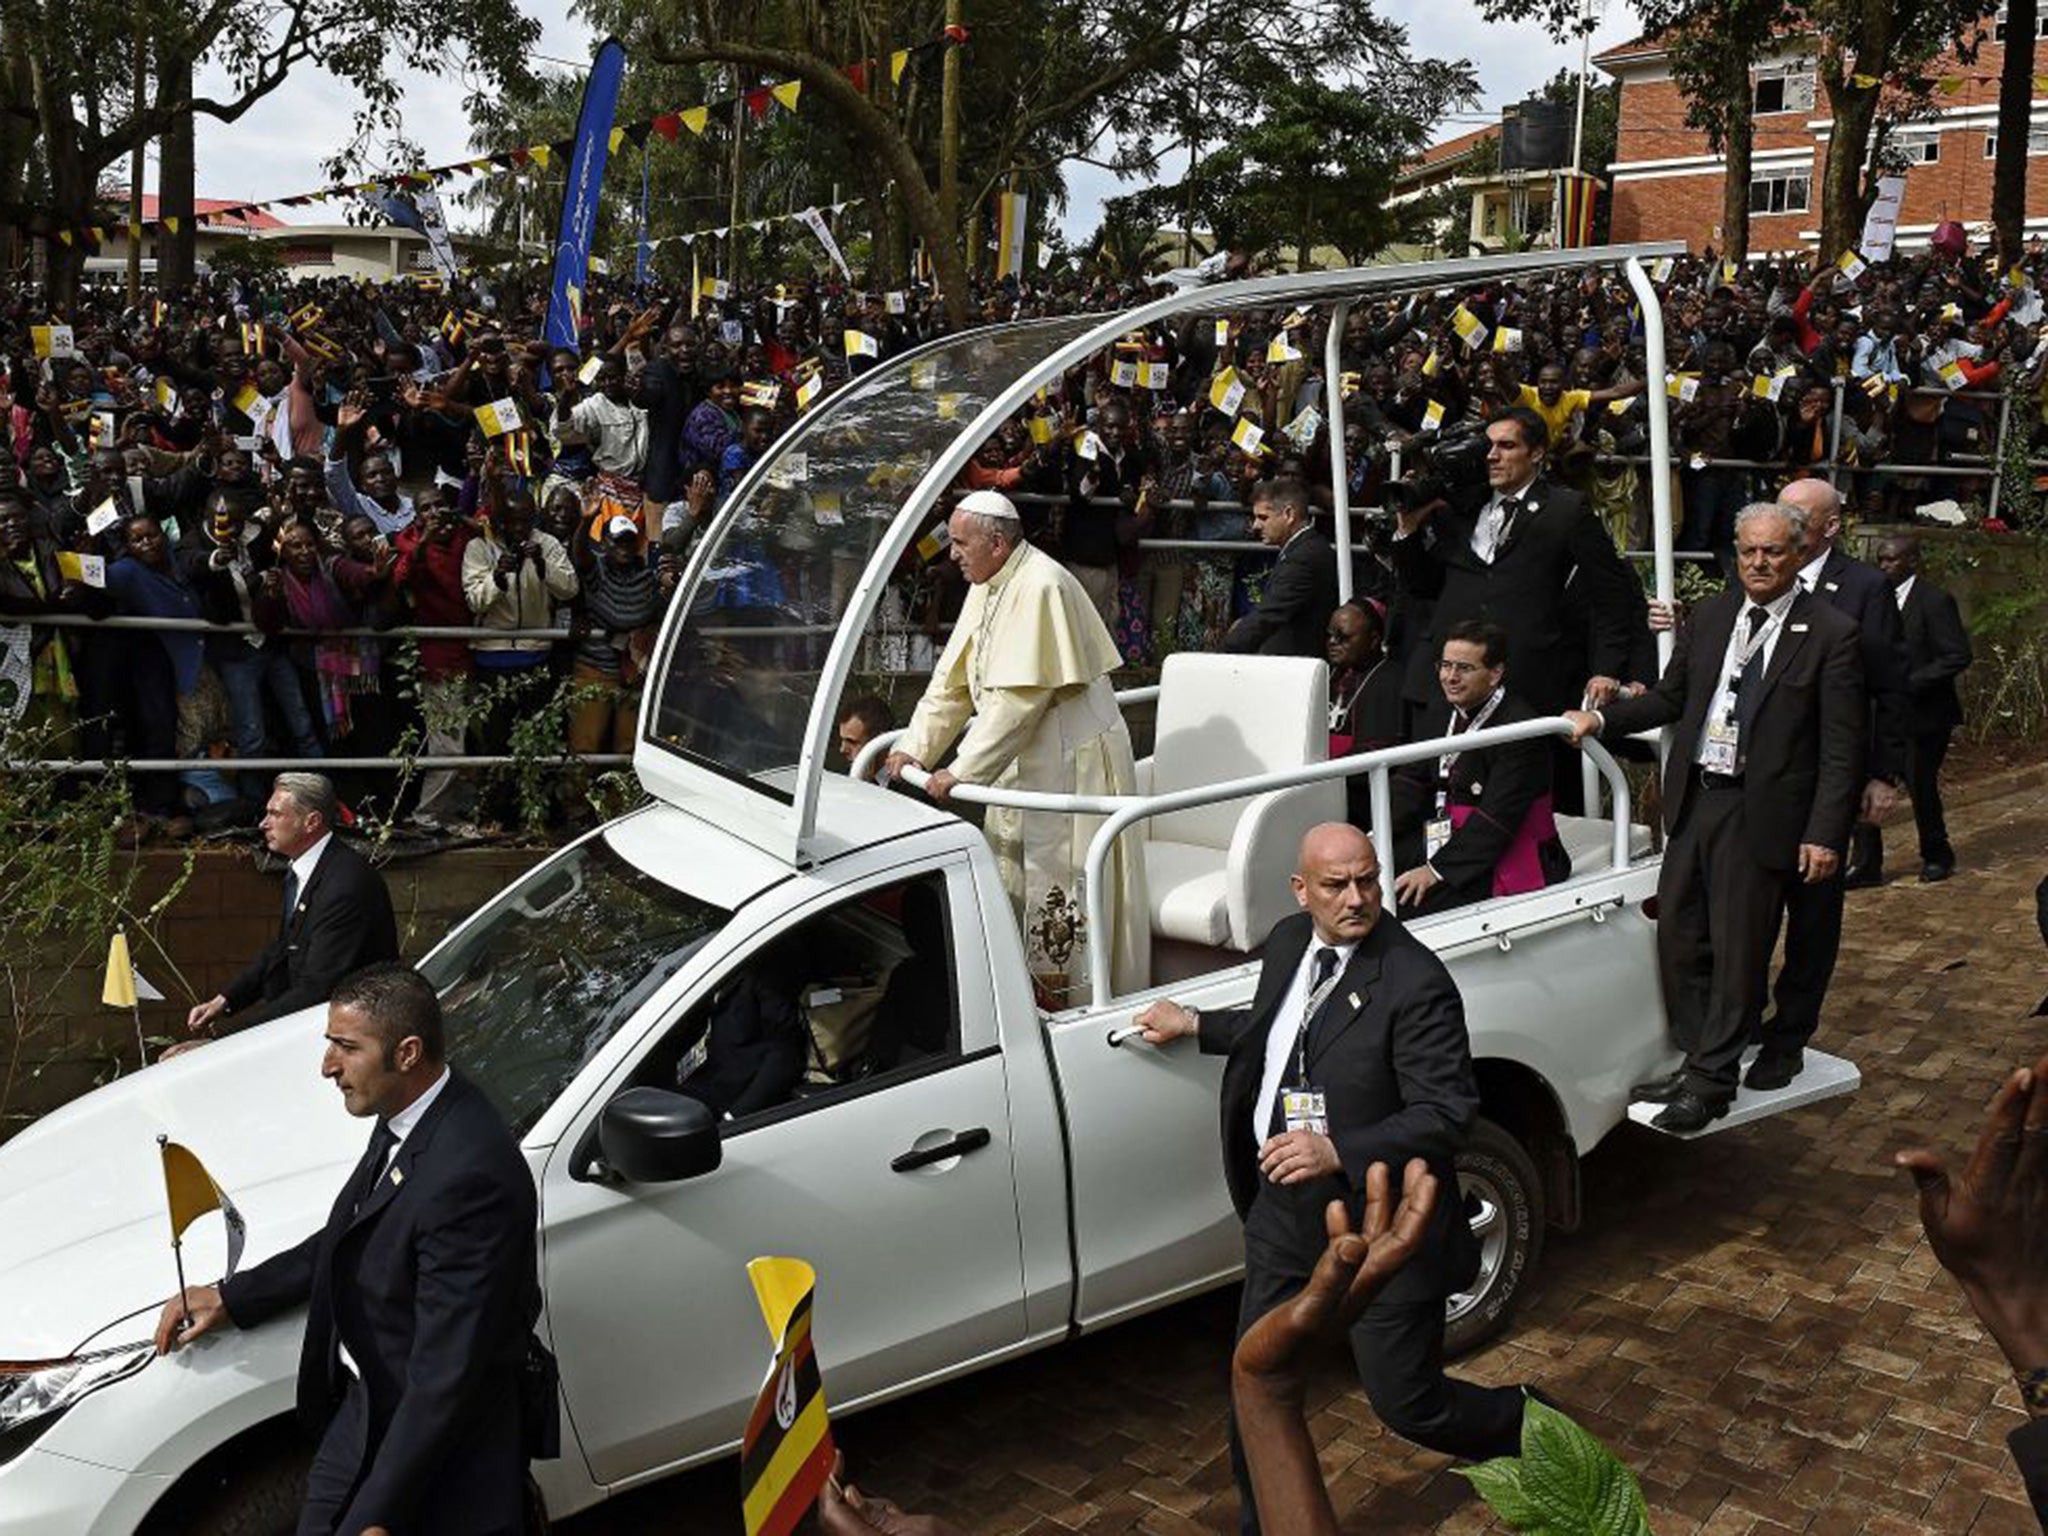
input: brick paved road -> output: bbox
[562,765,2048,1535]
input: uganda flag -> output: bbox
[739,1257,834,1536]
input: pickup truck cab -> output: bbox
[0,247,1859,1534]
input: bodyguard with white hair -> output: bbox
[168,772,400,1058]
[1560,499,1864,1131]
[885,490,1151,1003]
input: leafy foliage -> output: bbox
[1458,1398,1655,1536]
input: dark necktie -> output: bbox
[1729,604,1772,741]
[1269,947,1343,1137]
[349,1121,396,1218]
[281,867,300,930]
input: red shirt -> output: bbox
[392,524,476,678]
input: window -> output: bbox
[1984,125,2048,157]
[1993,4,2048,40]
[278,241,333,267]
[1753,63,1817,114]
[424,838,730,1134]
[1749,169,1812,214]
[1886,129,1942,165]
[636,872,961,1126]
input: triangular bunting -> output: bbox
[771,80,802,112]
[530,145,552,168]
[625,120,653,148]
[744,87,771,121]
[681,105,709,135]
[890,48,910,83]
[164,216,180,234]
[608,126,626,153]
[845,61,868,93]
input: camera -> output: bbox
[1381,417,1491,517]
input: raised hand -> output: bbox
[1897,1051,2048,1376]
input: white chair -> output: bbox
[1136,654,1344,952]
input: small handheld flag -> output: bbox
[739,1257,834,1536]
[104,929,163,1064]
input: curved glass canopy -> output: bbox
[635,242,1686,865]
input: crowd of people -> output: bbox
[0,234,2027,842]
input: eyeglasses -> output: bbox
[1436,660,1488,676]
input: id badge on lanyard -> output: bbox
[1283,969,1341,1135]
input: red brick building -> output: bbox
[1598,17,2048,253]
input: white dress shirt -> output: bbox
[1253,937,1359,1146]
[287,831,334,916]
[339,1066,452,1377]
[1696,587,1799,768]
[1893,574,1916,611]
[1470,475,1538,564]
[1796,545,1832,595]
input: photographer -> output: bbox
[461,482,579,822]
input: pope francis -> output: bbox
[885,490,1150,1005]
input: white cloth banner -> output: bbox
[0,624,33,727]
[414,186,462,282]
[797,207,852,283]
[1859,176,1906,262]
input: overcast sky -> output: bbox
[189,0,1646,238]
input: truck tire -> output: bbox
[1444,1116,1543,1358]
[140,1438,307,1536]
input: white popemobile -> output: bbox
[0,246,1861,1533]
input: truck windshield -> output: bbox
[419,836,728,1134]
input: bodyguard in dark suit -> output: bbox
[1223,477,1338,657]
[1135,824,1528,1533]
[1757,478,1910,1086]
[1388,408,1638,719]
[1860,535,1972,882]
[156,965,543,1536]
[176,774,400,1052]
[1565,502,1865,1130]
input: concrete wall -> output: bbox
[3,844,547,1132]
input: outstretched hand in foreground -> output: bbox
[1230,1158,1439,1536]
[1896,1049,2048,1385]
[816,1451,966,1536]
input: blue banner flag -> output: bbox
[636,146,652,292]
[544,36,628,349]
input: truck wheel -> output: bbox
[139,1435,307,1536]
[1444,1116,1544,1358]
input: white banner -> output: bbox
[415,186,462,282]
[797,206,852,283]
[1859,176,1906,262]
[0,624,32,728]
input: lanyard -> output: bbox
[1724,605,1785,696]
[1435,687,1505,815]
[1293,959,1346,1085]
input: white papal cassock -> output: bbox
[896,539,1150,1004]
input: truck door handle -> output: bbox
[891,1128,991,1172]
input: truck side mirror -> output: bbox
[596,1087,722,1184]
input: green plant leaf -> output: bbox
[1513,1398,1653,1536]
[1456,1456,1547,1529]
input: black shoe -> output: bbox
[1653,1091,1731,1133]
[1629,1069,1689,1104]
[1744,1049,1803,1092]
[1919,860,1953,883]
[1842,865,1883,890]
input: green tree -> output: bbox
[0,0,538,299]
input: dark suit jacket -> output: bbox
[1392,477,1639,713]
[1599,587,1866,870]
[1198,910,1481,1304]
[1804,546,1911,784]
[223,840,401,1030]
[1391,693,1568,911]
[221,1071,541,1536]
[675,972,805,1117]
[1897,576,1972,735]
[1223,526,1338,657]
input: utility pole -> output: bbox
[127,17,146,305]
[940,0,962,253]
[1570,0,1601,174]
